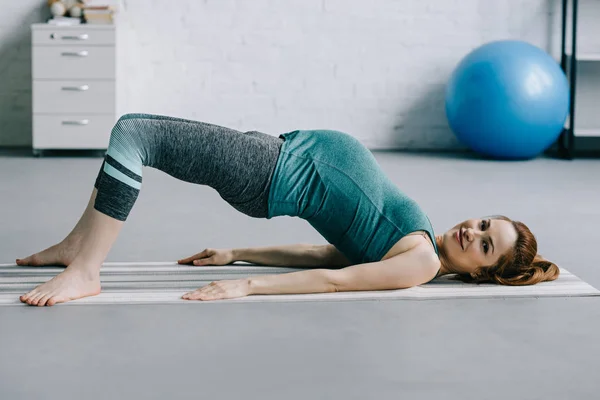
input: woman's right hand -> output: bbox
[177,248,235,266]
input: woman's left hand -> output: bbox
[182,279,251,301]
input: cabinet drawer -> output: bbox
[32,27,115,46]
[33,80,115,114]
[32,46,115,80]
[33,115,115,149]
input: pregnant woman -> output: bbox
[16,113,559,306]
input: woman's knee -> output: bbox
[117,113,149,122]
[111,113,155,133]
[107,115,150,166]
[111,115,134,136]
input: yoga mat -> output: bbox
[0,262,598,305]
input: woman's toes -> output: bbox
[29,292,45,306]
[15,242,75,267]
[20,266,101,307]
[17,256,33,266]
[38,294,53,307]
[20,290,36,303]
[47,296,60,307]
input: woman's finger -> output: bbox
[193,257,214,266]
[182,280,243,301]
[178,250,208,264]
[177,255,197,264]
[184,286,207,299]
[184,288,215,300]
[182,290,199,300]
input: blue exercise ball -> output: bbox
[445,40,570,160]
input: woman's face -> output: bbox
[441,218,518,275]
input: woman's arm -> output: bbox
[233,244,350,268]
[248,242,439,296]
[182,240,439,301]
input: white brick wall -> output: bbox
[0,1,48,147]
[1,0,593,149]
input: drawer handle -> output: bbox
[61,51,89,57]
[62,119,89,126]
[61,85,90,91]
[61,34,89,41]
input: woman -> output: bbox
[16,113,560,306]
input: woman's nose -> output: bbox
[464,228,475,242]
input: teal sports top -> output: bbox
[267,129,439,266]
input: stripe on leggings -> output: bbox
[103,162,142,190]
[94,159,106,189]
[105,155,142,183]
[106,145,143,176]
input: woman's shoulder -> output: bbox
[381,234,441,284]
[383,232,440,266]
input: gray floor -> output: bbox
[1,149,599,400]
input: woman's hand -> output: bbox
[182,279,251,301]
[177,248,234,266]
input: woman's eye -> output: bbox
[481,220,487,230]
[483,241,489,254]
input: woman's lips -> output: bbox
[456,228,463,250]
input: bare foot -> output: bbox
[16,235,82,267]
[19,263,101,306]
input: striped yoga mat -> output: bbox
[0,262,598,305]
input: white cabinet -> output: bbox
[31,23,116,155]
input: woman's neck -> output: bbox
[435,235,453,276]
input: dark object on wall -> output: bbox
[558,0,578,159]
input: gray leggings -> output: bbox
[93,113,284,221]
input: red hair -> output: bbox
[455,216,560,285]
